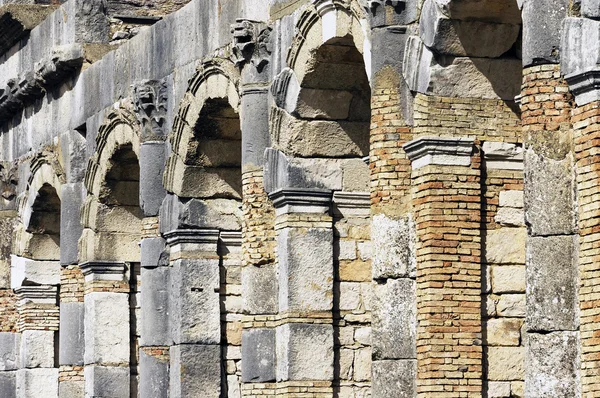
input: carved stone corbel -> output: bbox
[132,79,168,140]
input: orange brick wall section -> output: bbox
[412,153,483,397]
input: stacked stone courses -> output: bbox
[2,0,600,397]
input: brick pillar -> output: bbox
[80,262,130,398]
[165,229,222,398]
[404,137,482,397]
[369,73,417,396]
[15,286,59,398]
[572,98,600,394]
[521,65,580,396]
[268,188,334,397]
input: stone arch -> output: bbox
[164,59,242,199]
[80,108,143,263]
[14,152,65,262]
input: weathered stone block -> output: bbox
[10,257,60,289]
[372,359,416,397]
[0,333,20,371]
[83,365,129,398]
[20,330,54,369]
[241,262,277,315]
[140,267,170,346]
[0,371,15,398]
[487,381,511,398]
[170,344,220,398]
[561,17,600,76]
[487,318,522,346]
[527,235,579,332]
[60,183,84,266]
[491,265,525,293]
[140,237,166,268]
[372,278,416,360]
[169,258,220,345]
[582,0,600,18]
[140,142,167,217]
[276,323,333,382]
[525,331,580,397]
[488,346,525,381]
[241,328,276,383]
[524,150,576,236]
[84,292,130,365]
[372,214,415,280]
[499,191,524,208]
[497,294,526,317]
[58,380,83,398]
[278,228,333,313]
[522,0,569,66]
[16,368,58,398]
[495,208,524,227]
[485,228,526,265]
[139,349,169,398]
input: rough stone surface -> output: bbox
[527,235,579,332]
[0,333,19,371]
[372,360,416,398]
[487,347,525,381]
[372,214,415,280]
[139,349,169,398]
[491,266,526,293]
[0,371,15,398]
[170,344,220,398]
[60,183,85,266]
[140,266,170,346]
[525,332,580,397]
[10,257,60,288]
[522,0,569,67]
[59,302,84,367]
[84,365,129,398]
[16,368,58,398]
[20,330,54,369]
[241,328,276,383]
[486,228,526,265]
[487,318,522,346]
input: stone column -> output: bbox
[268,188,334,396]
[165,229,222,398]
[404,137,483,397]
[14,286,59,398]
[80,262,130,398]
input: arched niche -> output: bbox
[270,0,371,192]
[14,154,65,262]
[80,109,143,263]
[164,60,242,200]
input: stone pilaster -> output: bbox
[165,229,222,398]
[80,261,130,398]
[521,65,580,396]
[15,286,59,398]
[405,137,482,397]
[268,188,334,397]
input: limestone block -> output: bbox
[339,349,353,380]
[357,241,372,261]
[139,350,168,398]
[355,327,371,346]
[140,267,170,347]
[0,333,19,371]
[241,262,277,315]
[10,257,60,289]
[0,371,15,398]
[491,266,525,293]
[226,375,240,398]
[372,214,415,280]
[241,329,276,383]
[525,331,580,397]
[169,258,220,345]
[339,259,372,282]
[527,235,579,332]
[495,208,524,227]
[488,381,511,398]
[278,228,333,313]
[337,240,357,261]
[372,359,416,397]
[488,346,525,381]
[561,17,600,77]
[522,0,569,66]
[354,348,371,382]
[499,191,524,208]
[295,88,353,120]
[339,282,361,311]
[582,0,600,18]
[524,150,576,236]
[140,237,166,268]
[485,228,526,265]
[170,344,221,398]
[420,0,520,58]
[84,292,130,365]
[276,323,333,382]
[497,294,525,317]
[178,199,242,231]
[372,279,416,360]
[58,380,83,398]
[60,183,84,266]
[482,141,524,171]
[20,330,54,369]
[341,159,370,192]
[83,366,129,398]
[140,142,167,217]
[487,318,522,346]
[433,0,521,23]
[16,368,58,398]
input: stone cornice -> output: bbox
[220,231,242,247]
[333,191,370,217]
[403,137,474,170]
[80,261,126,282]
[15,285,58,304]
[163,229,220,246]
[565,69,600,106]
[269,188,332,215]
[0,5,58,56]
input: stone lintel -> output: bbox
[403,137,474,170]
[482,141,524,171]
[565,69,600,106]
[15,286,58,305]
[268,188,332,216]
[79,262,126,283]
[0,5,58,56]
[332,191,370,218]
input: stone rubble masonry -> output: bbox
[573,99,600,395]
[408,137,483,397]
[521,64,581,397]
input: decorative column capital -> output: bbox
[565,69,600,106]
[268,188,333,216]
[164,229,220,259]
[403,137,475,170]
[15,285,58,305]
[79,261,126,282]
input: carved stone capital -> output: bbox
[231,19,272,72]
[132,79,168,140]
[403,137,474,170]
[80,261,126,282]
[565,69,600,106]
[268,188,332,216]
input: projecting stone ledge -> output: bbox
[0,5,57,56]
